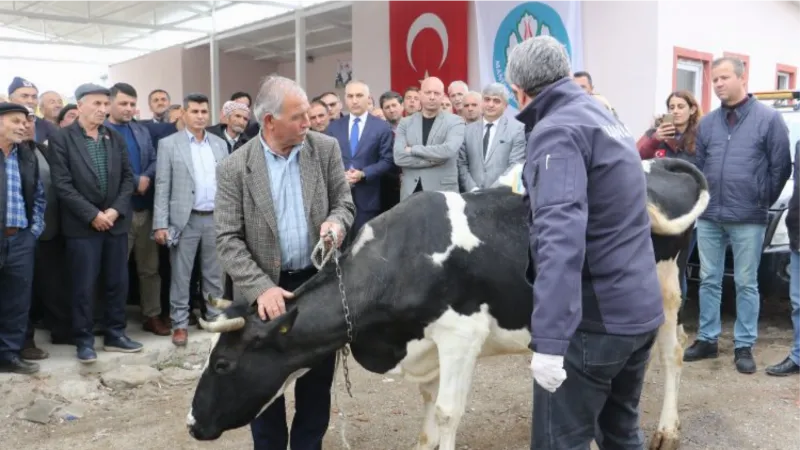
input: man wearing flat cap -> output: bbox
[207,100,251,153]
[8,77,58,145]
[0,102,47,374]
[49,83,143,363]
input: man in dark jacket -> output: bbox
[206,100,250,153]
[49,83,143,363]
[0,103,47,374]
[684,57,793,374]
[507,36,664,449]
[767,140,799,376]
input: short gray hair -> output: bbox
[253,75,308,123]
[345,79,370,96]
[712,57,746,78]
[481,83,508,103]
[448,80,468,93]
[506,36,571,96]
[464,90,482,101]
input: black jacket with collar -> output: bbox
[206,123,250,153]
[48,122,134,237]
[787,140,799,252]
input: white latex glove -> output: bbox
[530,352,567,393]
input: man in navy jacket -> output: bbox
[684,57,792,374]
[326,80,394,242]
[507,36,664,449]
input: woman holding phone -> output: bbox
[636,90,702,163]
[636,90,703,306]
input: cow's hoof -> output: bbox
[649,428,681,450]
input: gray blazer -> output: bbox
[393,111,466,200]
[153,130,228,233]
[215,132,355,303]
[33,144,60,241]
[457,116,527,191]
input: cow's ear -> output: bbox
[262,307,300,349]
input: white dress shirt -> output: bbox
[482,118,499,161]
[187,130,217,211]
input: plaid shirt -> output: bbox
[3,146,46,237]
[260,136,310,270]
[82,125,109,196]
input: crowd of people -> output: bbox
[0,33,797,450]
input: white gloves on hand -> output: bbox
[530,352,567,393]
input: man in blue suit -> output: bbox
[326,80,395,243]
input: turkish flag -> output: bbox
[389,1,468,94]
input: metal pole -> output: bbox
[294,5,306,89]
[210,1,220,124]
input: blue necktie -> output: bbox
[349,117,360,158]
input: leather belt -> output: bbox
[191,210,214,216]
[280,266,317,278]
[3,227,19,237]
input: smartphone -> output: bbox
[662,113,675,124]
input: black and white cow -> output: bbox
[187,157,708,450]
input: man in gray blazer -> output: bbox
[457,82,527,192]
[153,93,228,347]
[394,76,466,200]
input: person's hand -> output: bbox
[154,228,169,246]
[654,122,676,141]
[404,146,412,153]
[104,208,119,224]
[320,221,344,248]
[345,169,364,185]
[91,212,113,231]
[530,353,567,393]
[256,286,296,320]
[137,176,151,195]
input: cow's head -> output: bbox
[187,285,343,440]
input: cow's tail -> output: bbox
[648,158,710,236]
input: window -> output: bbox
[776,64,797,90]
[676,59,703,98]
[672,47,713,112]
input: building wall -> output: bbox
[182,45,278,103]
[277,50,351,99]
[108,46,184,118]
[655,0,800,120]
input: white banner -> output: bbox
[475,1,584,115]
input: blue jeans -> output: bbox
[790,251,799,365]
[696,219,766,348]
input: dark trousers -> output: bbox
[250,268,336,450]
[532,330,657,450]
[29,236,72,341]
[0,230,36,361]
[66,234,129,348]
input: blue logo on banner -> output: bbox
[493,2,572,109]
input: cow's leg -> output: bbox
[649,258,683,450]
[414,377,440,450]
[428,307,491,450]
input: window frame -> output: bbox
[672,47,713,112]
[776,63,797,90]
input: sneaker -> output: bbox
[103,336,143,353]
[683,340,719,362]
[77,347,97,364]
[734,347,757,374]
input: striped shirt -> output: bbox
[260,136,309,270]
[82,125,109,196]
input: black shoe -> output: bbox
[765,356,800,376]
[20,339,49,360]
[0,355,40,374]
[734,347,757,374]
[103,336,143,353]
[683,340,719,362]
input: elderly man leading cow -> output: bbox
[509,36,667,449]
[209,75,354,449]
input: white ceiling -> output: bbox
[0,0,351,64]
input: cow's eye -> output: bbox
[214,358,234,374]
